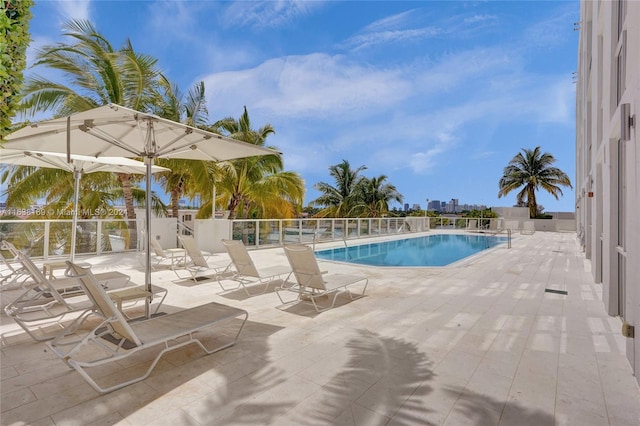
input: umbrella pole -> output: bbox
[144,156,152,319]
[70,169,81,262]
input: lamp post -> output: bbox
[425,198,429,230]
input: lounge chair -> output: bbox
[276,244,368,312]
[5,250,167,340]
[47,261,248,394]
[175,235,229,282]
[149,237,187,270]
[521,220,536,235]
[2,241,131,298]
[219,239,290,295]
[0,246,32,291]
[467,219,479,232]
[4,251,96,341]
[485,219,504,234]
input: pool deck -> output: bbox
[1,231,640,425]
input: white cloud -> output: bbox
[203,53,411,121]
[223,0,325,30]
[523,6,577,48]
[343,9,499,51]
[57,0,91,24]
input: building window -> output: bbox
[183,214,192,222]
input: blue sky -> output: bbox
[23,0,579,212]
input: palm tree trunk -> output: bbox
[527,184,537,219]
[118,173,137,250]
[227,195,241,220]
[171,187,180,218]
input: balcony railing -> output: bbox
[1,216,562,259]
[0,218,139,260]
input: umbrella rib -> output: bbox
[84,127,143,157]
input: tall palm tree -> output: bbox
[17,18,163,247]
[212,106,303,219]
[351,175,403,218]
[152,77,213,219]
[498,146,572,218]
[310,160,367,217]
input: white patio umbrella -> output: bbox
[0,148,169,261]
[3,103,279,317]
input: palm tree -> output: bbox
[498,146,572,218]
[351,175,403,218]
[152,77,213,219]
[310,160,367,217]
[212,107,303,219]
[17,18,163,248]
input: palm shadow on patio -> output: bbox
[0,314,287,425]
[276,329,436,425]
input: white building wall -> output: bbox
[576,0,639,383]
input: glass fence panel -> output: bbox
[359,219,370,237]
[101,220,134,254]
[232,221,257,245]
[258,220,281,246]
[0,220,47,257]
[74,220,98,256]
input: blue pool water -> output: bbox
[315,234,508,267]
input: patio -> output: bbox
[1,231,639,425]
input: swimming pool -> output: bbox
[315,234,508,267]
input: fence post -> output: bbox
[43,221,50,259]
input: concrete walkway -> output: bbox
[1,231,639,425]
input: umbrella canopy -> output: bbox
[2,104,279,317]
[2,104,277,161]
[0,148,170,260]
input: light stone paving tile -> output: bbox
[498,396,555,425]
[1,353,96,393]
[269,385,353,426]
[452,330,498,354]
[0,386,37,412]
[554,409,608,426]
[123,410,200,426]
[476,350,522,380]
[422,329,467,353]
[352,371,426,419]
[554,391,608,426]
[48,381,158,426]
[29,374,98,401]
[0,362,19,381]
[24,416,56,426]
[517,350,559,377]
[489,331,528,355]
[229,375,321,424]
[506,371,557,414]
[86,412,130,426]
[433,349,483,382]
[443,394,504,426]
[173,374,262,425]
[2,379,106,425]
[334,402,391,426]
[463,367,513,402]
[125,378,234,425]
[394,374,467,426]
[526,331,561,353]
